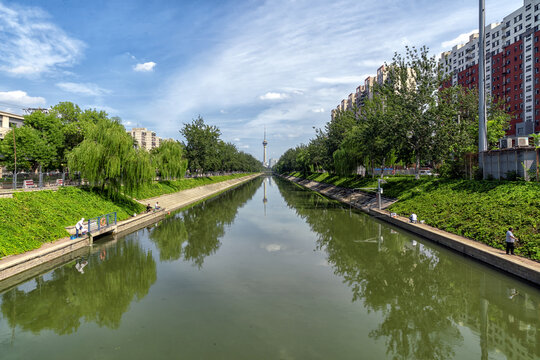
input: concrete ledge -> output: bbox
[0,235,91,282]
[282,174,540,286]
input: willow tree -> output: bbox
[67,117,153,196]
[151,139,187,179]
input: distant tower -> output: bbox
[262,128,268,167]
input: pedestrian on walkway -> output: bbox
[506,227,518,255]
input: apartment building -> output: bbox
[440,0,540,137]
[0,110,24,140]
[128,127,162,151]
[331,67,387,120]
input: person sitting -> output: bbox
[409,213,417,224]
[155,201,160,210]
[146,203,153,212]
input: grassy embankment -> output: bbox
[0,173,254,258]
[288,172,540,261]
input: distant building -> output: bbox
[0,110,24,140]
[127,127,162,151]
[439,0,540,137]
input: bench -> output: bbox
[55,179,63,186]
[23,180,35,188]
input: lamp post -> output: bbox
[12,125,17,189]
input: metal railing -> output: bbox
[87,212,117,234]
[0,171,84,190]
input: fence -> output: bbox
[87,212,117,234]
[0,172,84,190]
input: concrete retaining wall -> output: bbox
[482,147,537,180]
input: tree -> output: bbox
[0,126,56,171]
[180,116,221,174]
[382,46,442,179]
[67,116,153,196]
[532,133,540,182]
[151,139,187,179]
[325,108,358,172]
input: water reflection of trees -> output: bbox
[1,240,156,334]
[150,177,263,267]
[276,177,540,360]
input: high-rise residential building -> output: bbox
[0,110,24,140]
[347,92,357,110]
[127,127,162,151]
[440,0,540,137]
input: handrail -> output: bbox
[87,212,117,233]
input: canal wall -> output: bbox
[282,175,540,286]
[0,173,262,284]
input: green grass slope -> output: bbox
[0,187,142,257]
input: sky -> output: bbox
[0,0,523,162]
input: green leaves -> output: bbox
[67,116,153,196]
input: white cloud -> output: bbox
[261,243,282,252]
[83,104,118,115]
[259,92,288,100]
[315,76,365,84]
[56,82,110,96]
[0,90,46,107]
[441,29,478,49]
[0,3,84,77]
[134,62,156,72]
[312,108,324,113]
[139,0,519,159]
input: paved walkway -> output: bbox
[137,174,261,212]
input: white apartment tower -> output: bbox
[128,127,162,151]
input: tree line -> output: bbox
[0,102,261,195]
[274,46,509,179]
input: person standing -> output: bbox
[506,227,518,255]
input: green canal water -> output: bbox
[0,176,539,359]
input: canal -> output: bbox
[0,176,538,359]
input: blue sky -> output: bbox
[0,0,521,161]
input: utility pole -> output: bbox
[12,125,17,189]
[478,0,488,154]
